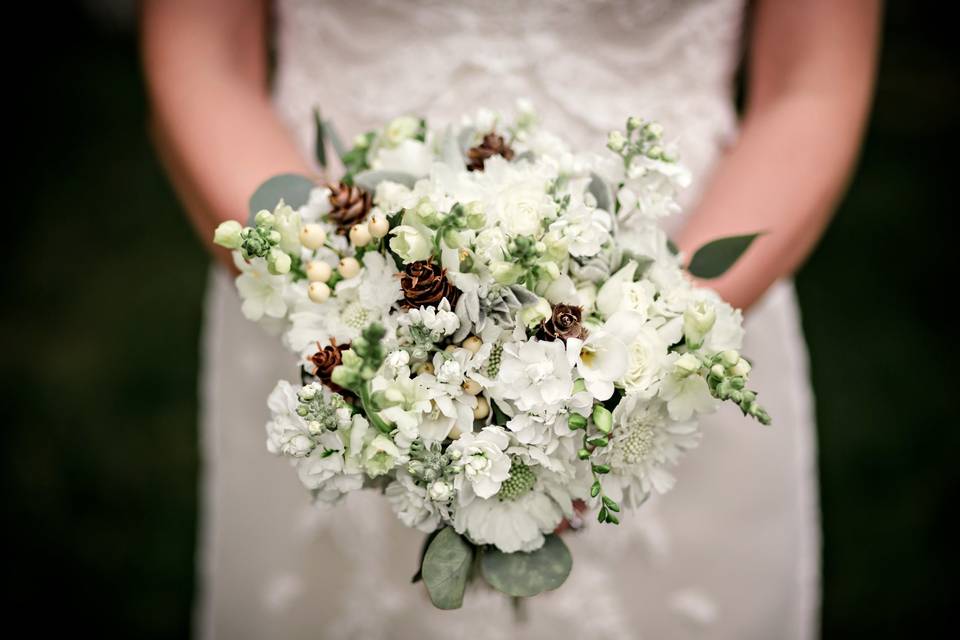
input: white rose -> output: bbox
[496,182,556,237]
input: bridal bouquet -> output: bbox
[213,103,770,609]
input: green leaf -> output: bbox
[421,527,473,610]
[480,534,573,598]
[588,172,614,213]
[247,174,314,225]
[313,108,327,169]
[322,119,347,161]
[411,529,441,583]
[352,170,418,192]
[687,233,762,279]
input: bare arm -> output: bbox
[675,0,882,310]
[141,0,312,269]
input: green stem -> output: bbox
[360,383,393,434]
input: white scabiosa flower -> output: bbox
[453,459,564,552]
[595,396,701,501]
[449,426,512,499]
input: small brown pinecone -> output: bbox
[327,181,372,234]
[466,132,515,172]
[310,339,351,395]
[400,260,460,309]
[537,304,588,342]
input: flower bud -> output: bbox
[306,260,332,283]
[473,396,490,420]
[338,256,361,279]
[254,209,275,227]
[349,223,372,247]
[428,480,453,502]
[720,350,740,368]
[308,281,330,303]
[518,297,552,328]
[368,213,390,238]
[568,414,588,430]
[213,220,243,249]
[490,261,524,285]
[607,130,626,152]
[730,358,752,377]
[462,379,482,395]
[461,336,483,354]
[268,248,292,275]
[674,352,702,376]
[683,301,716,350]
[299,223,327,250]
[592,405,613,434]
[710,364,726,379]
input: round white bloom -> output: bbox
[389,225,433,263]
[594,396,701,502]
[375,180,416,215]
[382,115,421,147]
[622,324,671,397]
[265,380,313,457]
[494,337,576,414]
[566,311,641,401]
[371,139,433,176]
[453,485,563,553]
[449,426,512,499]
[549,203,612,258]
[659,353,718,421]
[233,254,289,322]
[362,433,404,477]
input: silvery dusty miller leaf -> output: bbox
[421,527,473,610]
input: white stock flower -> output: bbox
[494,337,576,414]
[617,156,691,221]
[265,381,313,458]
[386,470,446,532]
[449,426,512,499]
[233,253,289,322]
[399,298,460,340]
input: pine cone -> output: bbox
[327,181,372,234]
[310,339,351,395]
[400,261,460,309]
[466,132,515,172]
[537,304,588,343]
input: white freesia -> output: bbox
[567,311,642,401]
[660,353,718,420]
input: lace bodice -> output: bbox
[273,0,746,213]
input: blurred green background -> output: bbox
[3,2,956,637]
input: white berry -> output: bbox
[299,223,327,250]
[349,223,372,247]
[338,256,361,279]
[307,281,330,303]
[306,260,332,282]
[368,213,390,238]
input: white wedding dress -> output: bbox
[196,1,820,638]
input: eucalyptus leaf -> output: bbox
[353,170,418,192]
[588,172,614,214]
[687,233,761,279]
[247,174,314,225]
[313,108,327,169]
[480,534,573,598]
[323,119,347,161]
[421,527,473,610]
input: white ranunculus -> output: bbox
[449,426,512,499]
[389,225,433,263]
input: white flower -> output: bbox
[386,470,444,532]
[449,426,512,499]
[473,227,508,264]
[494,337,576,414]
[659,353,718,420]
[213,220,243,249]
[567,311,642,401]
[386,349,410,369]
[389,225,433,263]
[362,433,404,477]
[375,180,416,215]
[694,290,744,354]
[265,381,312,457]
[453,484,564,553]
[297,186,333,223]
[549,182,613,257]
[483,161,557,237]
[622,324,671,397]
[595,395,701,502]
[374,371,433,443]
[382,116,421,148]
[617,156,691,221]
[233,253,289,322]
[294,412,368,504]
[371,139,434,177]
[399,298,460,340]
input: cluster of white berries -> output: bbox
[300,211,392,304]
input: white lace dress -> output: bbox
[196,1,820,638]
